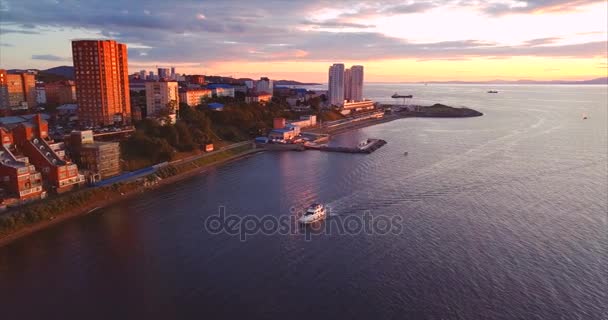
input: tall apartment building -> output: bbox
[344,68,352,101]
[0,70,36,110]
[328,63,345,106]
[349,65,364,102]
[158,67,170,79]
[256,77,273,95]
[0,70,8,109]
[145,81,179,117]
[72,40,131,126]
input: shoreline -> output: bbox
[0,148,262,248]
[0,105,482,247]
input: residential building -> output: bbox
[245,93,272,104]
[0,71,36,110]
[207,84,235,98]
[35,83,46,105]
[158,67,170,79]
[70,130,121,180]
[186,75,205,85]
[145,81,179,117]
[45,80,77,105]
[72,40,131,126]
[344,68,352,102]
[179,88,212,107]
[256,77,273,96]
[273,117,286,129]
[170,67,176,80]
[0,70,8,109]
[11,114,84,193]
[350,65,364,101]
[328,63,345,106]
[0,127,46,201]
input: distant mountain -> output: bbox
[422,77,607,85]
[43,66,74,80]
[274,80,322,86]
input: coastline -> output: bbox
[0,148,262,248]
[0,105,482,247]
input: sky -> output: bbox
[0,0,606,82]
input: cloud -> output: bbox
[0,27,40,35]
[31,54,70,61]
[483,0,605,15]
[0,0,604,67]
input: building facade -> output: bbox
[328,63,345,106]
[72,40,131,126]
[0,71,36,110]
[179,88,212,107]
[145,81,179,117]
[70,130,121,180]
[256,77,273,95]
[349,65,364,101]
[45,80,77,105]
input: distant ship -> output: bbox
[299,203,327,224]
[392,93,413,98]
[582,113,588,120]
[487,90,498,94]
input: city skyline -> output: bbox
[0,1,606,82]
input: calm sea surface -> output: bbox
[0,84,606,319]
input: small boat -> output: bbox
[487,90,498,94]
[404,152,408,156]
[392,93,413,98]
[582,113,588,120]
[299,203,327,224]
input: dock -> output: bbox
[305,139,387,154]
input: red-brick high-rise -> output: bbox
[72,40,131,126]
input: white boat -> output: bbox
[299,203,327,224]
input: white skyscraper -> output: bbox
[350,65,364,102]
[328,63,345,106]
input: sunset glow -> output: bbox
[0,0,606,82]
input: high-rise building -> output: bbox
[139,70,146,79]
[256,77,274,95]
[344,68,352,101]
[72,40,131,126]
[328,63,345,106]
[170,67,176,79]
[0,70,36,110]
[350,65,364,101]
[145,81,179,118]
[0,70,9,109]
[158,67,170,79]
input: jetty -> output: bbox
[305,139,387,154]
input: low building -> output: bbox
[273,117,286,129]
[70,130,121,181]
[245,93,272,104]
[207,84,235,98]
[288,115,317,128]
[341,100,375,115]
[12,114,84,193]
[268,125,300,141]
[0,128,46,202]
[179,88,212,107]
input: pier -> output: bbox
[305,139,387,154]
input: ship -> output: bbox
[487,90,498,94]
[299,203,327,224]
[392,93,413,98]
